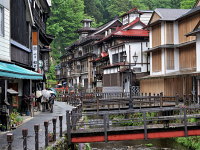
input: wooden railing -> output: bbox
[55,92,199,111]
[67,105,200,143]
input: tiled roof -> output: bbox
[114,29,149,37]
[120,8,142,17]
[177,6,200,20]
[117,17,146,30]
[155,8,190,21]
[98,29,148,44]
[76,27,97,33]
[97,18,148,44]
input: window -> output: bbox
[120,52,126,62]
[0,6,4,36]
[112,54,119,64]
[166,49,174,70]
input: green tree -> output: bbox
[47,0,85,56]
[84,0,103,23]
[181,0,196,8]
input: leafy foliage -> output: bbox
[181,0,196,8]
[176,136,200,149]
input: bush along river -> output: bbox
[89,138,190,150]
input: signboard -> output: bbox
[43,52,49,72]
[32,45,38,71]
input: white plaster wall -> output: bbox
[131,24,144,29]
[150,52,153,75]
[140,12,153,25]
[0,7,10,62]
[197,34,200,72]
[161,49,165,74]
[125,42,148,73]
[108,42,149,74]
[129,13,139,23]
[149,27,152,48]
[174,21,179,44]
[161,22,165,45]
[103,86,123,93]
[103,68,119,74]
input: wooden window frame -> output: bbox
[166,49,174,70]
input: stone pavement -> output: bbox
[0,101,74,150]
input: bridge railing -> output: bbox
[57,92,198,110]
[67,105,200,142]
[81,93,180,110]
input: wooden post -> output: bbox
[66,110,71,145]
[52,118,57,141]
[149,93,151,107]
[34,124,40,150]
[59,116,63,137]
[7,133,13,150]
[143,112,147,140]
[22,129,28,150]
[189,94,192,106]
[175,93,179,107]
[71,108,76,130]
[44,121,49,148]
[160,92,163,107]
[183,94,186,105]
[183,108,188,137]
[103,114,108,142]
[97,98,99,113]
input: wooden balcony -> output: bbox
[33,8,46,33]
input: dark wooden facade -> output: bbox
[10,0,31,67]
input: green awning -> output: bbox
[0,62,43,80]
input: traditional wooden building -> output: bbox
[62,18,122,93]
[31,0,54,87]
[140,2,200,98]
[0,0,53,129]
[95,9,152,93]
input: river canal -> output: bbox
[90,138,190,150]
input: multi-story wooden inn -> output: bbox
[140,2,200,98]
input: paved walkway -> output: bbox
[0,101,74,150]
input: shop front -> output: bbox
[0,61,43,130]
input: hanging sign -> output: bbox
[32,45,38,71]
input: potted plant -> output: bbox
[15,116,23,126]
[48,132,53,142]
[0,124,7,131]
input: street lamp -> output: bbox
[132,52,138,66]
[122,46,138,109]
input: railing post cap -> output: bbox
[7,133,13,142]
[52,118,57,122]
[34,124,40,131]
[44,121,49,126]
[22,128,28,137]
[59,115,63,120]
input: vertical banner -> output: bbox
[32,45,38,71]
[43,52,49,72]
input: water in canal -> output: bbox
[90,138,190,150]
